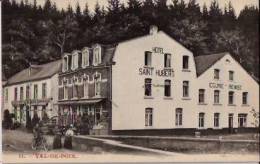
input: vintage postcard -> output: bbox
[1,0,259,163]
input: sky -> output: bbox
[15,0,259,16]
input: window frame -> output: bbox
[182,55,189,70]
[199,112,205,128]
[93,45,102,66]
[214,69,220,80]
[14,87,18,101]
[20,86,23,101]
[164,79,171,97]
[229,70,234,81]
[82,48,90,68]
[183,81,189,97]
[242,92,248,105]
[144,51,152,67]
[42,83,47,99]
[164,53,171,68]
[238,114,247,127]
[214,113,220,127]
[33,84,38,99]
[145,108,153,127]
[228,91,234,105]
[144,78,152,97]
[214,90,220,104]
[198,89,205,104]
[93,73,101,97]
[175,108,183,126]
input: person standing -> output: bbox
[63,124,74,149]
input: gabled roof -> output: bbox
[195,52,227,76]
[7,60,62,86]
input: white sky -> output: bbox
[15,0,259,16]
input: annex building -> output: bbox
[57,26,259,135]
[3,60,61,127]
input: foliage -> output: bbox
[2,0,259,78]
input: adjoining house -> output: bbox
[57,26,259,135]
[3,60,61,127]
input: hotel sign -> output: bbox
[209,82,242,90]
[139,67,174,77]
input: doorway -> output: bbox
[228,113,233,133]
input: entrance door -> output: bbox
[228,114,233,133]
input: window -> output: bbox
[33,84,38,99]
[242,92,248,105]
[183,56,189,69]
[175,108,183,126]
[144,51,152,66]
[93,46,101,65]
[214,69,220,79]
[94,73,101,96]
[144,78,152,96]
[214,113,220,127]
[183,81,189,97]
[63,56,68,71]
[82,48,89,67]
[26,85,30,100]
[198,89,205,103]
[4,88,8,101]
[164,80,171,97]
[71,52,79,70]
[20,87,23,100]
[238,114,247,127]
[145,108,153,126]
[228,91,234,105]
[164,53,171,68]
[14,87,18,101]
[83,77,89,98]
[229,71,234,81]
[214,90,220,104]
[42,83,47,99]
[64,86,68,99]
[199,113,205,128]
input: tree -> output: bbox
[46,16,79,56]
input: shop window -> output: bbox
[214,113,220,127]
[214,90,220,104]
[145,108,153,126]
[164,53,171,68]
[144,78,152,96]
[199,112,205,128]
[214,69,220,79]
[198,89,205,103]
[175,108,183,126]
[20,87,23,101]
[183,81,189,97]
[144,51,152,66]
[182,56,189,69]
[238,114,247,127]
[242,92,248,105]
[229,71,234,81]
[164,80,171,97]
[42,83,47,99]
[228,91,234,105]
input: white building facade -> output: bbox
[3,60,61,127]
[111,27,259,135]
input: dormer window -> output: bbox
[63,55,68,72]
[82,48,89,68]
[93,45,101,66]
[71,51,79,70]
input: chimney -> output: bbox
[149,25,158,35]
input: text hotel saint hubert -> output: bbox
[3,26,259,135]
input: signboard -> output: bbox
[209,83,242,90]
[139,67,174,77]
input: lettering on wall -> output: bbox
[209,83,224,89]
[152,47,164,54]
[139,67,174,77]
[229,84,242,90]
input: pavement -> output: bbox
[2,130,260,163]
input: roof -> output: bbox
[2,73,7,81]
[195,52,227,76]
[7,60,62,85]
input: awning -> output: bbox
[56,99,103,105]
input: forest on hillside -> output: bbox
[2,0,259,79]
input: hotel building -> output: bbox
[3,60,61,126]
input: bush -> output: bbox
[2,110,13,129]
